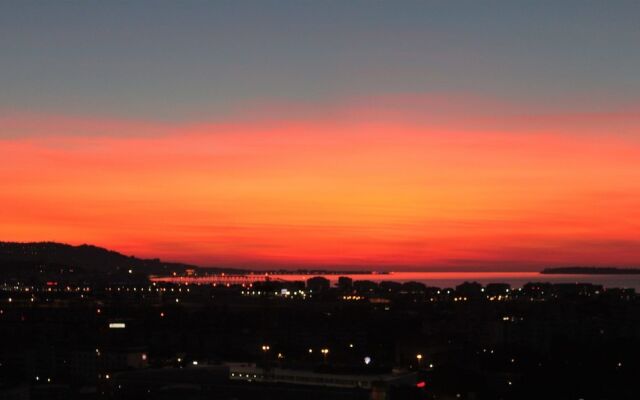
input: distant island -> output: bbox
[542,267,640,275]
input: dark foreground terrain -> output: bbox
[0,244,638,399]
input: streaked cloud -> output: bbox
[1,96,639,269]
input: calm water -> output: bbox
[154,271,640,290]
[270,272,640,290]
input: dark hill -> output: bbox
[0,241,197,276]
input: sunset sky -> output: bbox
[1,1,639,270]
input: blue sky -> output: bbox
[1,1,639,121]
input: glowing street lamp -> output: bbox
[261,345,270,352]
[321,348,329,362]
[416,353,423,366]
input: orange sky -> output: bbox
[1,97,640,270]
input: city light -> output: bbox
[1,4,638,398]
[321,348,329,361]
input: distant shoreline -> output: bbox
[541,267,640,275]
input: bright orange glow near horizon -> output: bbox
[2,97,640,270]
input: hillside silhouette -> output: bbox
[0,241,197,277]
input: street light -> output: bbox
[261,345,271,367]
[416,353,423,366]
[321,348,329,362]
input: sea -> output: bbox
[267,272,640,290]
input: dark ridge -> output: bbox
[0,242,198,278]
[0,241,197,275]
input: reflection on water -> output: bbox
[156,271,640,290]
[274,272,640,290]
